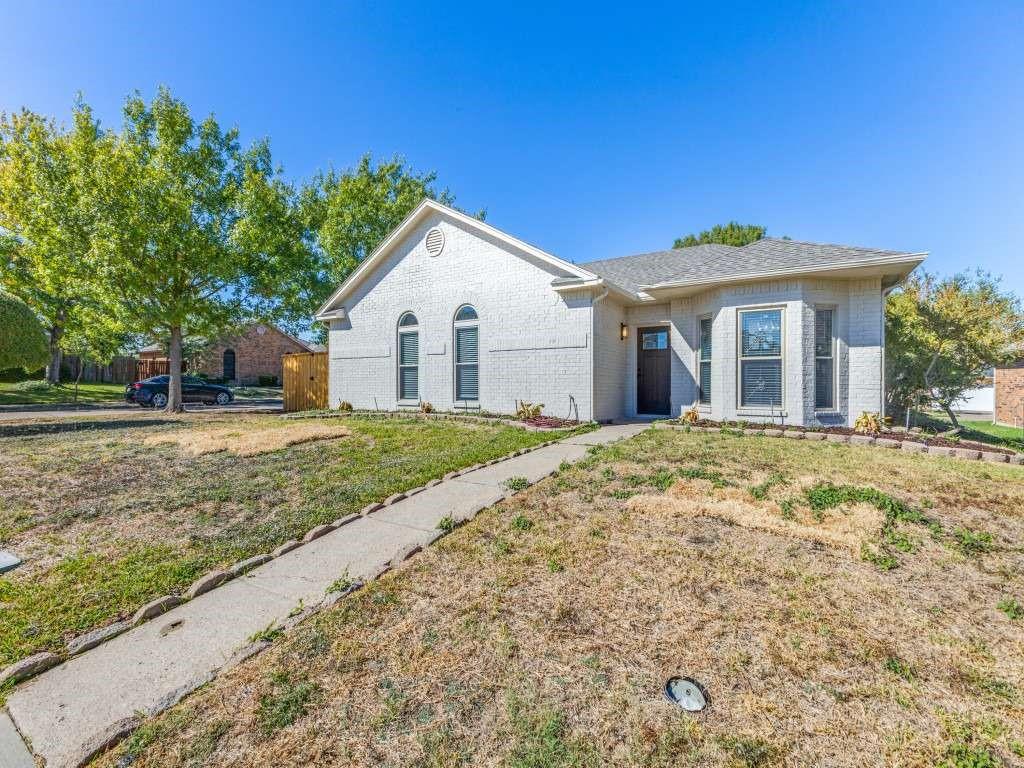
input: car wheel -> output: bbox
[151,392,168,409]
[215,391,231,405]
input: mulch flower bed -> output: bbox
[683,419,1017,456]
[521,416,580,429]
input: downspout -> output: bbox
[591,285,609,423]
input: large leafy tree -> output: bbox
[673,222,766,249]
[0,290,48,370]
[95,88,298,411]
[0,104,106,382]
[886,272,1024,428]
[286,155,462,336]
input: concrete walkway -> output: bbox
[3,423,647,768]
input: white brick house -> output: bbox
[316,200,925,425]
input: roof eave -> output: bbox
[639,253,927,299]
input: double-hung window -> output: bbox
[698,317,712,405]
[398,312,419,401]
[453,305,479,401]
[739,308,784,408]
[814,308,835,409]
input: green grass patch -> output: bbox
[0,381,126,405]
[0,415,562,666]
[504,693,597,768]
[256,670,319,736]
[997,598,1022,621]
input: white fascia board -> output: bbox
[314,199,598,320]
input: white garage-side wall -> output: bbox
[327,211,595,419]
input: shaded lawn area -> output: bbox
[0,381,126,406]
[97,429,1024,768]
[0,414,563,669]
[931,415,1024,453]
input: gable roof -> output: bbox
[584,238,926,297]
[315,199,598,319]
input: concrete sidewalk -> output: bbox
[3,422,647,768]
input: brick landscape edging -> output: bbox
[0,439,565,690]
[653,422,1024,465]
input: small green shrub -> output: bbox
[853,411,883,435]
[503,476,530,493]
[337,400,353,412]
[437,515,456,533]
[249,623,284,644]
[951,527,994,556]
[515,401,544,420]
[12,379,53,393]
[257,375,278,387]
[749,472,786,501]
[883,656,916,681]
[997,597,1023,620]
[511,514,534,532]
[326,571,353,594]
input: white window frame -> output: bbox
[814,306,837,411]
[397,312,419,404]
[697,315,712,408]
[453,305,479,404]
[736,305,786,412]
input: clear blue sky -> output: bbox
[2,1,1022,294]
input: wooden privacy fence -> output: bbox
[135,358,189,380]
[63,355,139,384]
[283,352,328,412]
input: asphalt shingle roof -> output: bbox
[582,238,919,295]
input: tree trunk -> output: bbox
[73,358,84,403]
[46,322,64,384]
[167,326,185,413]
[940,403,961,432]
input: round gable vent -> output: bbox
[425,227,445,257]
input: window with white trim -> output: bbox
[814,308,835,409]
[698,317,712,405]
[453,305,479,401]
[398,312,419,401]
[739,308,784,408]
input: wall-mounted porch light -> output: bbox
[620,323,628,340]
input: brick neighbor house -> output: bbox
[138,323,313,386]
[994,360,1024,427]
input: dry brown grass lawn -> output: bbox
[142,422,352,456]
[94,429,1024,768]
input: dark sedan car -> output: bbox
[125,375,234,408]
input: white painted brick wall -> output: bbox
[608,278,882,426]
[327,212,594,419]
[847,278,884,419]
[326,212,885,428]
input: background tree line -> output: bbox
[0,88,461,410]
[2,90,1021,418]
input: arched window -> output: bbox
[222,348,236,381]
[397,313,419,401]
[453,305,479,402]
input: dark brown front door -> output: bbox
[637,326,670,415]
